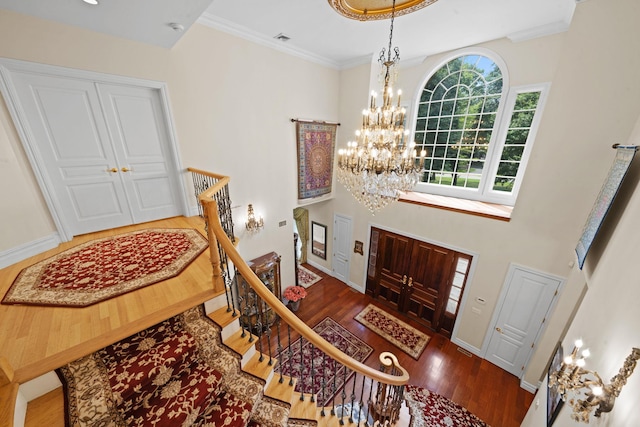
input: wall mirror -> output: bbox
[311,221,327,259]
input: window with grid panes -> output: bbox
[412,52,547,206]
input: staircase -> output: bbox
[207,293,369,426]
[57,292,383,426]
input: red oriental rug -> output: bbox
[355,304,430,359]
[405,385,489,427]
[2,228,208,307]
[277,317,373,407]
[297,265,322,288]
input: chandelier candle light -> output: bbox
[337,0,426,213]
[548,339,640,423]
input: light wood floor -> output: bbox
[0,216,219,384]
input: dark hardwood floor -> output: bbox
[285,265,534,427]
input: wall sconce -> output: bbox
[548,339,640,423]
[245,204,263,233]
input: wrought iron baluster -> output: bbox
[237,271,249,338]
[359,374,368,426]
[276,318,284,382]
[340,363,347,425]
[320,353,328,417]
[287,325,294,386]
[331,360,338,415]
[299,336,305,402]
[310,342,315,403]
[348,371,357,423]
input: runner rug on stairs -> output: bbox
[277,317,373,407]
[354,304,430,359]
[57,306,290,427]
[2,228,208,307]
[404,384,489,427]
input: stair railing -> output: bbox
[193,170,409,426]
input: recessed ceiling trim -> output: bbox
[328,0,438,21]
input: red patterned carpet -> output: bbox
[57,307,290,426]
[405,385,489,427]
[278,317,373,406]
[355,304,430,359]
[2,228,208,307]
[297,265,322,287]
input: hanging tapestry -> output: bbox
[296,121,337,199]
[575,145,638,269]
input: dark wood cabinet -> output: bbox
[366,228,466,338]
[237,251,281,334]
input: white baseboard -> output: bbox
[306,260,332,276]
[348,280,365,294]
[450,337,483,358]
[520,379,539,393]
[0,233,60,269]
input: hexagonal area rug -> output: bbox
[2,228,208,307]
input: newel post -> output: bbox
[201,199,225,293]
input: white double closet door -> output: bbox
[2,61,185,239]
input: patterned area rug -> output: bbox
[278,317,373,406]
[298,265,322,287]
[354,304,430,359]
[405,385,489,427]
[57,306,290,427]
[2,228,208,307]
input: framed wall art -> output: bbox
[547,342,565,426]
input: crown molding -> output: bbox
[507,20,571,43]
[197,13,343,70]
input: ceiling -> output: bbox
[0,0,577,69]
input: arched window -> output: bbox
[412,51,547,206]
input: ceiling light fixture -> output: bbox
[82,0,99,5]
[168,22,185,32]
[337,0,425,213]
[328,0,438,21]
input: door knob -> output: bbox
[495,327,503,334]
[106,168,118,173]
[121,167,131,172]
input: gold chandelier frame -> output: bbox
[328,0,438,21]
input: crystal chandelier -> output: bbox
[337,0,425,214]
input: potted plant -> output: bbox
[283,285,307,312]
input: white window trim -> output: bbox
[408,48,549,206]
[482,82,551,206]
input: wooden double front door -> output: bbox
[366,228,471,338]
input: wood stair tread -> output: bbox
[207,306,239,329]
[290,392,319,420]
[264,375,297,403]
[244,352,277,381]
[224,328,258,357]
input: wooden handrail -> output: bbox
[187,167,229,182]
[199,194,409,387]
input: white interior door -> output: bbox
[332,214,352,284]
[9,72,134,235]
[2,62,184,238]
[97,83,181,224]
[485,264,563,377]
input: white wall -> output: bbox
[307,0,640,390]
[0,10,340,288]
